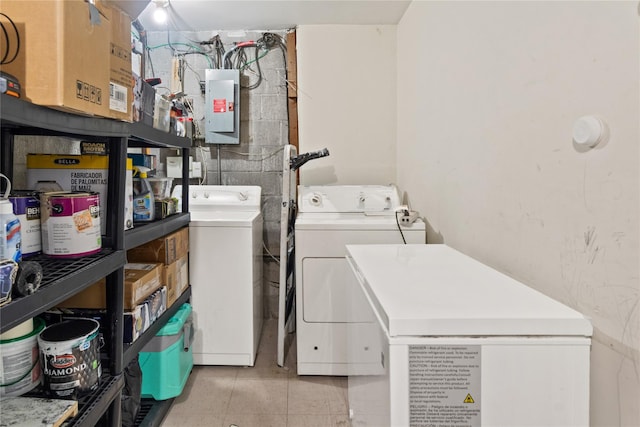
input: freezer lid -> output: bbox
[346,244,593,338]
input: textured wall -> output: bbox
[296,25,397,185]
[397,2,639,425]
[144,30,290,319]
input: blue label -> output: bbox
[1,217,21,262]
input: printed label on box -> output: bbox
[110,82,128,113]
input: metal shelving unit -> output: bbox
[0,94,191,426]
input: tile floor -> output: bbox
[161,320,350,427]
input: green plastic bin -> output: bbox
[139,303,193,400]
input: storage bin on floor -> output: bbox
[139,303,193,400]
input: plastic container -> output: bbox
[146,177,173,200]
[133,166,155,222]
[139,303,193,400]
[0,318,44,397]
[0,173,22,263]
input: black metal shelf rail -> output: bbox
[123,286,192,367]
[135,398,175,427]
[70,374,125,427]
[124,214,191,251]
[0,250,126,333]
[1,95,191,149]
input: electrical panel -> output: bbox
[204,69,240,144]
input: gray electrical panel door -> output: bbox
[205,69,240,144]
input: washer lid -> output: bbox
[346,244,593,338]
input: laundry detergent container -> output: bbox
[140,303,193,400]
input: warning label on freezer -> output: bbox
[409,345,481,427]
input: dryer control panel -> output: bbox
[298,185,401,214]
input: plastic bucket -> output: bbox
[38,318,102,399]
[0,318,44,397]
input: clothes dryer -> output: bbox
[172,185,263,366]
[295,185,425,375]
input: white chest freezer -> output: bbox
[345,244,592,427]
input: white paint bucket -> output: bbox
[0,318,44,397]
[40,192,101,258]
[38,318,102,399]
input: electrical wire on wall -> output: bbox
[143,27,291,187]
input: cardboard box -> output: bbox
[108,6,133,122]
[164,255,189,308]
[48,286,167,345]
[26,154,109,234]
[124,263,163,308]
[0,0,112,117]
[127,227,189,265]
[57,278,107,309]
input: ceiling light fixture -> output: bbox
[152,0,169,24]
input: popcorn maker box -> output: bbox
[26,154,108,234]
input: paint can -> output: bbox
[38,318,102,399]
[0,318,44,397]
[9,191,41,257]
[40,192,101,258]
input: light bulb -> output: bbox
[153,7,168,24]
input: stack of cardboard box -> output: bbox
[0,0,134,121]
[127,228,190,308]
[53,228,189,344]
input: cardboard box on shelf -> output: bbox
[57,263,164,311]
[124,263,163,309]
[164,255,189,308]
[48,286,167,345]
[127,227,189,265]
[0,0,112,117]
[57,278,107,309]
[26,154,109,234]
[108,6,133,122]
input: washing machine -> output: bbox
[172,185,263,366]
[295,185,425,375]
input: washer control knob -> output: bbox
[310,193,322,206]
[191,192,197,198]
[204,192,210,199]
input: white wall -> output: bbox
[397,1,639,425]
[297,25,397,185]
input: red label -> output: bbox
[213,99,226,113]
[51,354,76,369]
